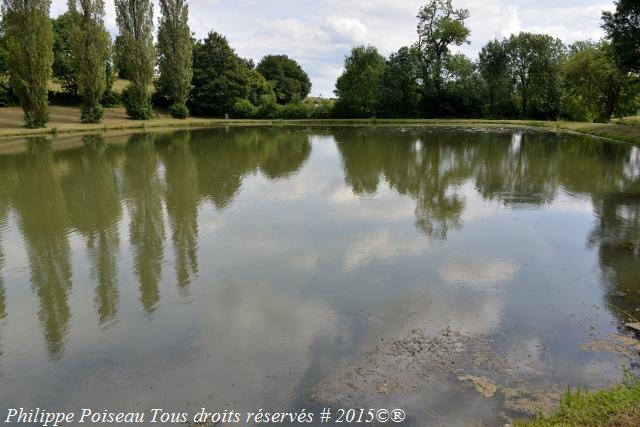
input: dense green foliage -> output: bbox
[190,31,250,117]
[52,12,76,95]
[505,33,565,119]
[115,0,155,119]
[0,0,637,123]
[562,41,638,122]
[602,0,640,73]
[68,0,111,123]
[333,46,386,118]
[0,17,12,106]
[2,0,54,127]
[379,47,421,118]
[478,40,515,117]
[256,55,311,104]
[416,0,470,99]
[333,0,638,121]
[156,0,192,118]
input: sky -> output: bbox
[50,0,616,97]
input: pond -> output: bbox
[0,126,638,426]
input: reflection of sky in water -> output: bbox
[0,127,638,424]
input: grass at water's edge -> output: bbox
[515,379,640,427]
[0,106,639,145]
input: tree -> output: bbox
[190,31,250,117]
[52,12,76,96]
[115,0,155,119]
[478,39,514,117]
[333,45,385,118]
[0,18,6,75]
[379,46,421,118]
[416,0,470,97]
[0,17,13,106]
[112,34,127,78]
[68,0,111,123]
[2,0,54,128]
[439,53,484,117]
[256,55,311,104]
[562,41,638,122]
[602,0,640,73]
[156,0,192,118]
[505,32,565,119]
[246,68,274,106]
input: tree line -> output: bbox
[0,0,638,128]
[334,0,640,121]
[0,0,316,127]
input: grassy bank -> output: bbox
[515,380,640,427]
[1,106,640,145]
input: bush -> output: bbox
[80,104,104,123]
[169,102,189,119]
[122,86,152,120]
[308,104,333,119]
[279,102,309,119]
[232,98,257,118]
[100,90,120,107]
[256,94,279,119]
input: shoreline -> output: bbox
[1,106,639,146]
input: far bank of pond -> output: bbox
[1,106,640,146]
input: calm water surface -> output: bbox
[0,127,638,426]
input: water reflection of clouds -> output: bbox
[439,257,519,289]
[343,228,429,272]
[328,186,416,222]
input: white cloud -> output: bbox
[324,18,368,45]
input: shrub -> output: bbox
[122,86,152,120]
[80,104,104,123]
[279,102,309,119]
[256,94,279,119]
[308,104,333,119]
[100,90,120,108]
[168,102,189,119]
[232,98,257,118]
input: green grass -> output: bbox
[515,379,640,427]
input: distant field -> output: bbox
[48,78,145,94]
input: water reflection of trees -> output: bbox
[336,129,472,238]
[157,131,199,292]
[63,135,122,324]
[124,133,166,315]
[12,138,72,359]
[0,127,637,361]
[337,128,640,324]
[0,128,314,358]
[590,194,640,319]
[191,128,311,209]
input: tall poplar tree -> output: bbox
[68,0,110,123]
[115,0,155,120]
[156,0,192,118]
[2,0,53,128]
